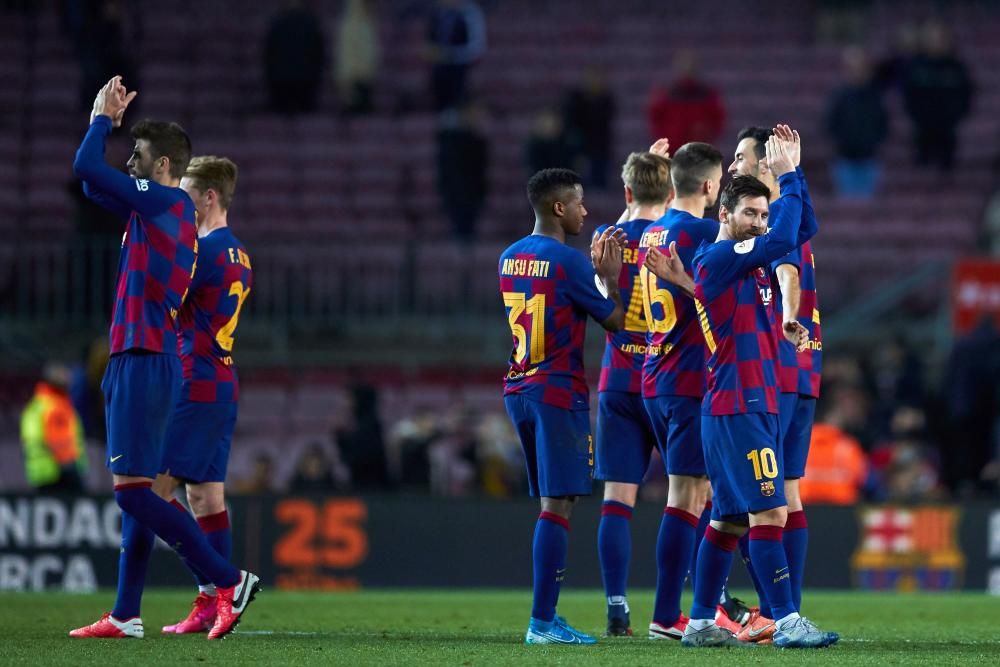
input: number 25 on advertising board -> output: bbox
[274,498,368,569]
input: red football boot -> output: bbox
[69,612,143,638]
[208,570,261,640]
[162,592,218,634]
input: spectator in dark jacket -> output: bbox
[425,0,486,112]
[265,0,326,114]
[524,109,574,176]
[562,67,616,189]
[436,101,489,241]
[826,47,889,198]
[902,22,974,171]
[70,0,140,112]
[334,381,389,490]
[940,318,1000,495]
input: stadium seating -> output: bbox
[2,1,997,491]
[3,0,996,318]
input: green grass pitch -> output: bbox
[2,589,998,665]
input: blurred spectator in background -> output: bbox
[289,442,339,494]
[83,337,109,443]
[646,50,725,152]
[874,22,920,91]
[475,412,524,497]
[20,363,88,494]
[425,0,486,113]
[940,317,1000,495]
[902,21,974,171]
[819,359,877,448]
[436,100,489,242]
[234,453,276,494]
[334,0,380,115]
[979,172,1000,256]
[69,176,122,322]
[563,66,616,189]
[871,406,943,502]
[815,0,868,44]
[333,381,389,489]
[524,108,574,175]
[826,46,888,199]
[428,409,478,496]
[864,335,925,443]
[800,389,870,505]
[62,0,140,112]
[388,410,442,491]
[265,0,326,114]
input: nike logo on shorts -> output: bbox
[110,454,124,462]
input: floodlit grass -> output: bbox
[3,588,998,665]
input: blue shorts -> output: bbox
[701,413,786,520]
[160,399,238,483]
[595,391,656,484]
[102,351,181,478]
[504,393,593,498]
[779,394,816,479]
[644,395,707,477]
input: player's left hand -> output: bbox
[91,76,137,127]
[591,227,627,267]
[765,135,795,178]
[607,226,627,249]
[644,241,685,284]
[594,227,624,280]
[649,138,671,158]
[783,320,809,352]
[773,124,801,167]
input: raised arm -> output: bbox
[81,180,132,220]
[73,78,179,219]
[774,124,818,245]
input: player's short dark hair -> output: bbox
[526,168,582,212]
[736,126,774,161]
[720,175,772,213]
[130,119,192,179]
[670,142,723,197]
[621,152,672,205]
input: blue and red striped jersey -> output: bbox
[771,168,822,397]
[640,210,720,399]
[796,239,822,397]
[693,173,814,416]
[771,246,801,394]
[500,234,616,410]
[596,219,655,394]
[73,115,197,356]
[178,227,253,403]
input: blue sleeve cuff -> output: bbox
[91,114,113,129]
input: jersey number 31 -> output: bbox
[503,291,545,365]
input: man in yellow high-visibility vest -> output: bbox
[21,363,87,493]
